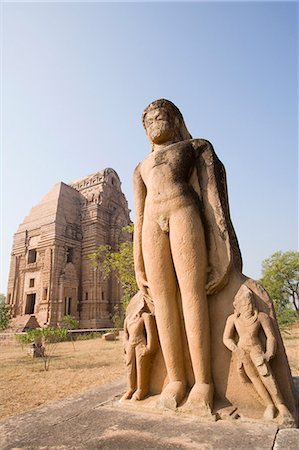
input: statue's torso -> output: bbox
[139,140,200,216]
[235,316,262,350]
[127,314,146,346]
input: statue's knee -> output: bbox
[125,358,135,368]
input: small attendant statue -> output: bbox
[223,284,294,424]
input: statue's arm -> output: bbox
[142,312,158,354]
[223,315,238,352]
[124,318,129,341]
[123,318,129,353]
[191,139,243,294]
[133,165,148,294]
[124,319,129,344]
[259,312,277,361]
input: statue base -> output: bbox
[116,391,297,429]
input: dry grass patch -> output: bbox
[0,337,124,419]
[281,321,299,376]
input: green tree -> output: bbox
[16,327,68,371]
[0,294,11,331]
[259,251,299,326]
[88,224,138,318]
[111,304,123,330]
[61,315,78,330]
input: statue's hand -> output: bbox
[205,280,218,295]
[264,351,274,362]
[141,345,152,357]
[136,272,150,296]
[123,341,129,354]
[235,347,246,361]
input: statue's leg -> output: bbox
[142,219,186,408]
[169,206,212,411]
[259,367,294,424]
[243,359,276,419]
[132,344,151,400]
[121,345,137,400]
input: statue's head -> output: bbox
[125,291,153,319]
[233,285,256,318]
[142,99,192,147]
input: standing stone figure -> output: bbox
[133,99,242,412]
[223,285,293,423]
[121,292,158,401]
[131,98,297,425]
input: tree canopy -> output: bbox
[88,224,138,315]
[0,294,11,331]
[259,251,299,326]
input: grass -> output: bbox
[0,322,298,420]
[281,321,299,376]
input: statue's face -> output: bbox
[144,107,174,144]
[237,298,254,318]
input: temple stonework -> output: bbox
[6,168,130,330]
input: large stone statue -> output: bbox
[124,99,298,427]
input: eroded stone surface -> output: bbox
[223,285,295,427]
[121,292,158,401]
[273,429,299,450]
[126,98,298,426]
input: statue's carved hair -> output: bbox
[233,284,256,316]
[142,99,192,141]
[125,291,152,319]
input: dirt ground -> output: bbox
[281,321,299,375]
[0,336,125,419]
[0,323,298,420]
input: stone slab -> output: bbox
[0,378,283,450]
[273,429,299,450]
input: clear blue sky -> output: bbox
[1,2,298,293]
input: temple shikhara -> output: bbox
[6,168,130,330]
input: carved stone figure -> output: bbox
[223,285,293,424]
[134,99,243,413]
[130,99,298,426]
[121,292,158,401]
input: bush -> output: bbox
[61,315,79,330]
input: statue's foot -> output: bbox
[277,404,296,428]
[132,388,148,401]
[263,404,276,420]
[185,383,213,416]
[159,381,186,410]
[120,389,135,401]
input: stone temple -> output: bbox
[6,168,130,330]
